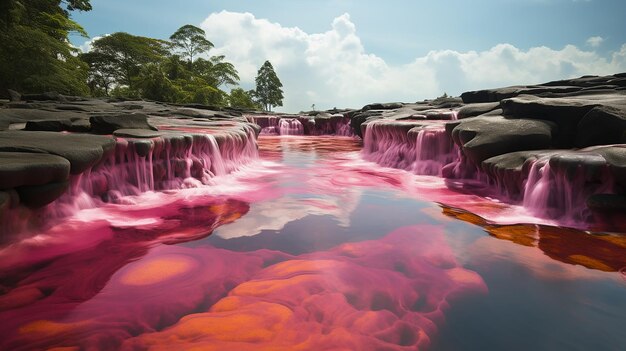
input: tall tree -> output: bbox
[255,61,284,112]
[169,25,213,68]
[0,0,91,95]
[89,32,169,91]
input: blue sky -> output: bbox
[71,0,626,112]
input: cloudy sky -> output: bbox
[71,0,626,112]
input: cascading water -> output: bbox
[247,115,354,136]
[278,118,304,135]
[2,125,259,236]
[246,116,280,134]
[361,116,624,227]
[304,115,354,136]
[412,126,458,176]
[522,156,615,223]
[363,120,459,176]
[362,120,418,170]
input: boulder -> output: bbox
[456,102,500,119]
[24,119,73,132]
[69,118,91,133]
[89,113,157,134]
[16,181,69,208]
[461,85,582,103]
[576,105,626,148]
[448,116,555,164]
[350,110,384,138]
[362,102,404,111]
[0,131,116,174]
[0,152,70,189]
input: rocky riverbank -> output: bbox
[0,96,261,235]
[2,73,626,234]
[353,73,626,230]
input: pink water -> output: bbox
[0,136,624,350]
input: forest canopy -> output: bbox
[0,1,282,110]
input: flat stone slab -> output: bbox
[113,129,162,138]
[0,131,116,174]
[448,116,555,164]
[90,113,157,134]
[0,152,70,189]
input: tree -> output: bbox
[229,88,262,110]
[135,63,180,102]
[169,24,213,68]
[0,0,91,95]
[89,32,169,91]
[80,51,117,96]
[193,55,239,88]
[255,61,283,112]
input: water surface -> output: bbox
[0,136,624,350]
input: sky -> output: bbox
[70,0,626,112]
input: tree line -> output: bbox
[0,1,284,111]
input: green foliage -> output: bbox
[169,24,213,67]
[80,51,117,96]
[0,0,91,95]
[136,63,180,102]
[229,88,262,110]
[82,25,240,106]
[255,61,284,111]
[193,56,240,87]
[89,32,169,91]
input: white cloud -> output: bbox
[78,35,108,53]
[586,36,604,48]
[201,11,626,112]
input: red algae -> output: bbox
[121,226,486,351]
[1,136,624,350]
[0,223,485,350]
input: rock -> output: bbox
[362,102,404,111]
[0,152,70,189]
[350,110,384,138]
[69,118,91,133]
[0,108,84,122]
[113,129,162,138]
[7,89,21,102]
[449,116,555,164]
[576,105,626,147]
[500,95,604,147]
[21,92,65,102]
[0,191,11,215]
[247,123,262,137]
[482,150,559,197]
[587,194,626,211]
[24,119,73,132]
[53,104,88,112]
[592,145,626,187]
[129,140,154,157]
[457,102,500,119]
[16,181,69,208]
[0,131,116,174]
[461,85,583,103]
[89,113,157,134]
